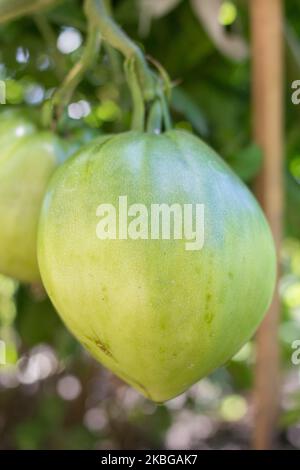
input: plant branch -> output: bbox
[124,58,145,132]
[34,14,66,79]
[0,0,60,24]
[43,2,101,128]
[85,0,156,101]
[53,25,101,115]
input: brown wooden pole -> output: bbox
[250,0,284,450]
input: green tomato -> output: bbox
[0,116,36,158]
[0,115,67,282]
[38,130,276,402]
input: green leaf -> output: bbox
[171,87,208,136]
[280,407,300,428]
[227,144,262,181]
[16,285,61,347]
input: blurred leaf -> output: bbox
[280,407,300,429]
[132,404,172,446]
[227,361,253,390]
[14,421,44,450]
[37,395,65,428]
[62,426,95,450]
[5,79,24,104]
[227,144,262,181]
[171,87,208,136]
[286,170,300,238]
[16,285,62,347]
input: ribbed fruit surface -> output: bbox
[38,131,276,402]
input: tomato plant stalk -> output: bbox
[85,0,171,133]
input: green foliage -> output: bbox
[16,286,64,347]
[227,144,262,181]
[0,0,300,451]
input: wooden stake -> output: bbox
[250,0,284,450]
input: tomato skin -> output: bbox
[0,117,36,161]
[0,115,67,282]
[38,130,276,402]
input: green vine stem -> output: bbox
[34,14,66,80]
[85,0,156,102]
[124,58,145,132]
[43,17,101,128]
[103,0,123,85]
[159,91,172,131]
[147,99,162,134]
[105,43,123,85]
[0,0,60,25]
[146,55,172,101]
[146,55,172,130]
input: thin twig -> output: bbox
[0,0,61,25]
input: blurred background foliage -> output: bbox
[1,0,300,450]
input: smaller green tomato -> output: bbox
[0,114,67,282]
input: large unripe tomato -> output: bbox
[0,114,67,282]
[38,130,276,402]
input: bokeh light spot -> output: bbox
[57,28,82,55]
[218,2,237,26]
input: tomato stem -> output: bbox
[53,21,100,115]
[146,99,162,134]
[85,0,173,133]
[85,0,156,103]
[160,93,172,131]
[43,3,101,129]
[124,58,145,132]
